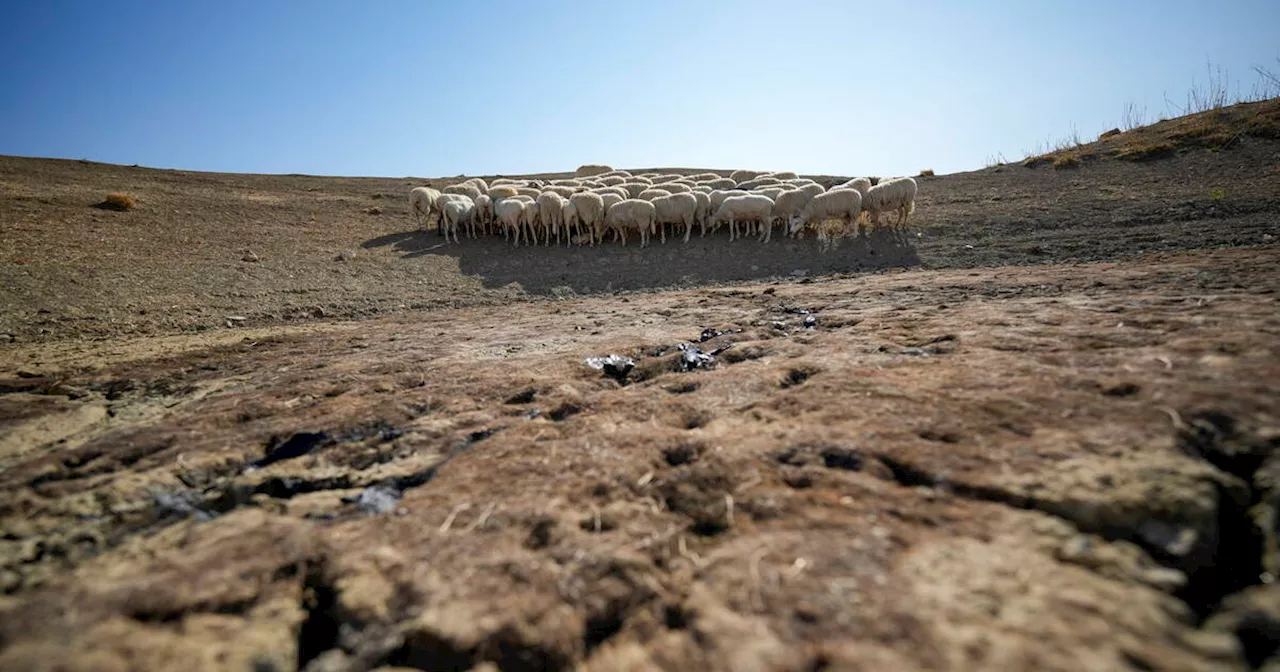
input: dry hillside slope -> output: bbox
[0,100,1278,671]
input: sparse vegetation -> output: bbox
[919,169,935,177]
[984,152,1008,168]
[1011,58,1279,169]
[1122,103,1148,131]
[1209,188,1226,201]
[97,192,136,211]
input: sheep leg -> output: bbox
[683,217,692,244]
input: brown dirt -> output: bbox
[1,101,1279,671]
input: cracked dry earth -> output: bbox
[2,247,1280,671]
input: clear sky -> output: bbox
[1,0,1276,178]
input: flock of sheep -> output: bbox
[408,164,919,247]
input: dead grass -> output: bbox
[1113,142,1177,162]
[1052,154,1081,170]
[97,192,136,211]
[1023,98,1279,168]
[919,169,935,177]
[1014,60,1279,170]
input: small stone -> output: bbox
[242,250,260,262]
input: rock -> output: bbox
[342,484,402,515]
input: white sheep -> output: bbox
[440,198,474,243]
[629,175,653,185]
[434,192,473,216]
[730,169,766,183]
[516,187,542,199]
[755,186,786,201]
[638,188,672,201]
[762,171,799,180]
[701,177,737,190]
[598,169,633,179]
[521,199,544,245]
[711,194,774,242]
[591,186,629,200]
[770,187,823,242]
[690,190,712,235]
[550,178,582,187]
[736,176,783,190]
[661,182,693,194]
[494,198,527,245]
[568,192,605,246]
[489,185,520,200]
[833,177,872,195]
[652,192,698,243]
[603,198,657,246]
[599,193,624,240]
[537,191,568,245]
[473,193,493,236]
[443,183,484,203]
[790,188,862,238]
[409,186,442,231]
[618,182,650,198]
[597,176,627,186]
[575,164,614,177]
[462,177,489,193]
[562,200,579,239]
[708,190,741,231]
[862,176,918,228]
[649,174,682,184]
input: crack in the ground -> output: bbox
[297,559,342,670]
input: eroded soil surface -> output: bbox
[3,101,1280,670]
[2,248,1279,671]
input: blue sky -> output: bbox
[1,0,1276,178]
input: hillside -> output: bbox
[0,100,1279,671]
[2,98,1277,344]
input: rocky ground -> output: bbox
[0,100,1279,671]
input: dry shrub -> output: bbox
[1099,128,1122,139]
[918,169,935,177]
[99,192,136,211]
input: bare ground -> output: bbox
[1,101,1280,671]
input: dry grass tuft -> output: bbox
[1113,142,1177,162]
[97,192,136,211]
[1052,154,1081,169]
[918,169,935,177]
